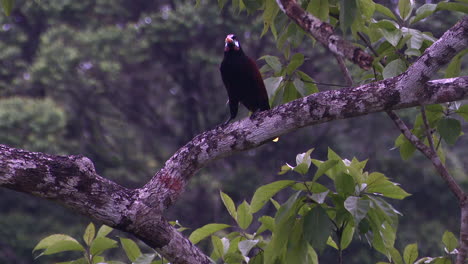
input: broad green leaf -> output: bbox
[120,237,142,262]
[442,231,458,253]
[257,215,275,234]
[344,196,371,226]
[134,253,156,264]
[340,224,354,250]
[211,236,225,259]
[437,2,468,14]
[238,239,259,257]
[0,0,13,16]
[262,0,280,37]
[250,180,295,213]
[394,134,416,160]
[83,223,96,246]
[437,117,461,145]
[340,0,357,33]
[264,76,283,100]
[285,53,304,75]
[96,225,113,238]
[285,222,309,264]
[335,173,355,197]
[313,159,339,182]
[368,196,401,228]
[411,4,437,24]
[243,0,261,12]
[445,49,468,78]
[296,70,319,94]
[381,221,396,252]
[90,237,118,256]
[389,247,404,264]
[33,234,83,253]
[220,191,237,220]
[456,104,468,121]
[307,0,329,21]
[375,4,398,20]
[403,243,418,264]
[261,55,282,73]
[189,224,230,244]
[398,0,413,21]
[237,200,253,229]
[40,240,85,256]
[283,81,300,103]
[264,192,303,263]
[310,190,329,204]
[327,236,338,250]
[303,206,332,252]
[366,177,410,199]
[383,59,407,79]
[432,257,454,264]
[358,0,376,19]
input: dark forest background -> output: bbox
[0,0,466,263]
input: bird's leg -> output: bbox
[222,100,239,126]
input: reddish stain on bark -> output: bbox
[159,174,183,192]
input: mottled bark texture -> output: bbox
[276,0,373,70]
[1,15,468,264]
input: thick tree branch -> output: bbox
[276,0,373,70]
[0,15,467,264]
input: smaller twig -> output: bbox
[420,106,436,153]
[386,110,466,203]
[357,32,379,57]
[334,54,353,86]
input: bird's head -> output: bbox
[224,34,241,52]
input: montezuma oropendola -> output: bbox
[220,34,270,125]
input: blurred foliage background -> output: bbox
[0,0,466,263]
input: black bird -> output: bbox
[220,34,270,125]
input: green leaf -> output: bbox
[90,237,118,256]
[437,2,468,14]
[83,223,96,247]
[327,236,338,250]
[211,236,225,259]
[398,0,413,21]
[358,0,376,19]
[220,191,237,220]
[261,55,282,73]
[394,134,416,160]
[238,239,259,257]
[340,224,354,250]
[33,234,84,253]
[307,0,329,21]
[134,253,156,264]
[41,241,85,256]
[189,224,230,244]
[0,0,14,16]
[262,0,280,37]
[340,0,357,33]
[310,190,329,204]
[237,200,253,230]
[120,237,142,262]
[303,206,332,252]
[344,196,371,226]
[403,243,418,264]
[264,192,303,263]
[335,173,355,197]
[313,160,339,182]
[283,81,300,103]
[96,225,113,238]
[366,176,410,200]
[264,76,283,100]
[411,4,437,24]
[257,216,275,234]
[456,104,468,122]
[375,4,398,20]
[445,49,468,78]
[285,53,304,75]
[442,231,458,253]
[437,117,461,145]
[389,247,404,264]
[250,180,295,213]
[383,59,407,79]
[432,257,454,264]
